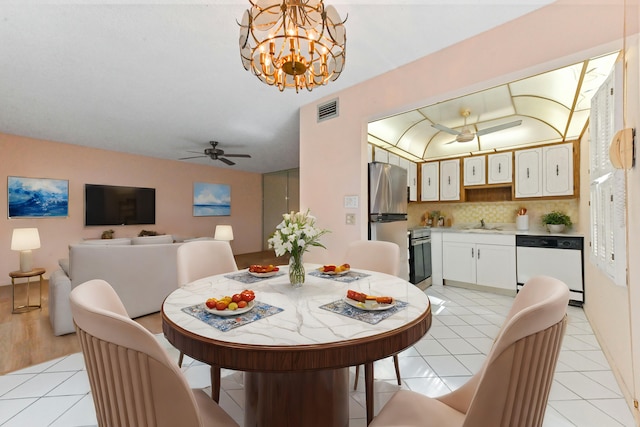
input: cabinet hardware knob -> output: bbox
[527,168,530,179]
[556,165,560,176]
[448,176,451,185]
[498,164,501,173]
[471,248,474,258]
[473,166,475,175]
[477,249,480,259]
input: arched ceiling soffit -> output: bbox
[368,51,620,162]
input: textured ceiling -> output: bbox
[0,1,554,173]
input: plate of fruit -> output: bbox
[248,264,280,278]
[318,263,351,275]
[344,289,395,311]
[204,289,256,316]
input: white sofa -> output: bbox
[49,235,184,335]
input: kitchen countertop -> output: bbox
[424,223,584,238]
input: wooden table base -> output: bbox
[244,368,349,427]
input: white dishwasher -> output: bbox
[516,235,584,306]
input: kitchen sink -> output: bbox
[460,225,503,231]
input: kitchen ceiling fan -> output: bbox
[432,108,522,144]
[179,141,251,166]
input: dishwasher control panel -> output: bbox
[516,235,583,250]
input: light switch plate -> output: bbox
[345,213,355,225]
[344,195,358,209]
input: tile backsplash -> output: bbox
[408,199,580,230]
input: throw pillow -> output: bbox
[131,234,173,245]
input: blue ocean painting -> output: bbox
[8,176,69,218]
[193,182,230,216]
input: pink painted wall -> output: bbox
[1,133,263,284]
[300,0,639,420]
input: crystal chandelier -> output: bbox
[239,0,347,93]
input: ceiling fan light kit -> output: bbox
[238,0,347,93]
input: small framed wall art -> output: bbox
[8,176,69,218]
[193,182,230,216]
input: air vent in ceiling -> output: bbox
[317,98,339,122]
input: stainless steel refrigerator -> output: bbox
[368,162,409,280]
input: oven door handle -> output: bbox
[411,238,431,246]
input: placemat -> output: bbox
[319,299,408,325]
[181,301,283,332]
[224,271,285,284]
[308,270,371,283]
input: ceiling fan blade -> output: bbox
[223,154,251,158]
[179,155,207,160]
[432,123,461,135]
[219,157,235,165]
[185,150,204,154]
[476,120,522,136]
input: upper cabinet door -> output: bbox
[487,152,512,184]
[543,143,574,196]
[463,156,486,186]
[515,148,543,198]
[421,162,439,201]
[373,146,388,163]
[440,159,460,201]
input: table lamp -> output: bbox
[214,225,234,242]
[11,228,41,272]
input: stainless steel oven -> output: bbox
[409,227,431,285]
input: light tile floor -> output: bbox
[0,285,636,426]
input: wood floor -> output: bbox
[0,250,288,375]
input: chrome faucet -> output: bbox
[480,218,485,228]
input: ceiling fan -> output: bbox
[432,108,522,144]
[179,141,251,166]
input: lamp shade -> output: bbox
[214,225,234,241]
[11,228,41,251]
[11,228,41,272]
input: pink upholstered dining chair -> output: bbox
[369,275,570,427]
[70,279,239,427]
[176,239,239,400]
[176,240,238,287]
[345,240,401,390]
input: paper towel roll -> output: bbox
[516,215,529,231]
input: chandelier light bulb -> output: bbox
[238,0,347,93]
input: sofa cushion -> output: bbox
[131,235,174,245]
[83,238,132,245]
[58,258,70,276]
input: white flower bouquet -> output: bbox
[268,209,329,258]
[268,210,329,286]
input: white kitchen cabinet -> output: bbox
[407,160,418,201]
[515,143,574,198]
[515,148,543,198]
[442,240,476,283]
[431,231,443,286]
[463,156,485,186]
[373,146,388,163]
[440,159,460,201]
[387,152,400,166]
[475,243,516,289]
[442,232,516,291]
[421,162,439,201]
[543,143,574,196]
[487,152,512,184]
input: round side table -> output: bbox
[9,268,45,314]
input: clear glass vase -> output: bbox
[288,253,305,287]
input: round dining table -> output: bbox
[162,264,432,427]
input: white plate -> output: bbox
[248,270,279,278]
[318,267,350,276]
[343,297,395,311]
[204,301,255,316]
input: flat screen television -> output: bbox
[85,184,156,226]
